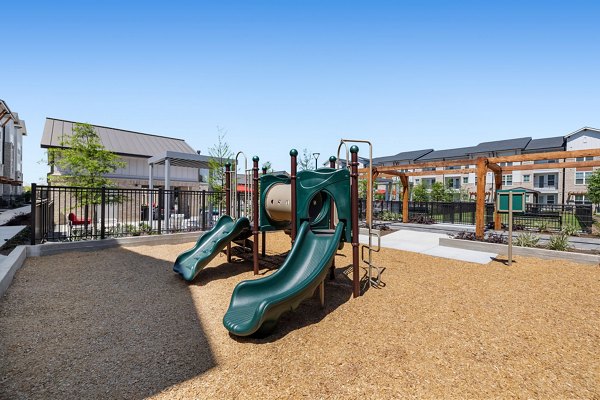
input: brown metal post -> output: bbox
[290,149,298,243]
[350,146,360,298]
[261,166,267,257]
[400,175,409,223]
[252,156,260,274]
[494,170,502,230]
[225,162,232,262]
[329,156,337,280]
[475,158,487,239]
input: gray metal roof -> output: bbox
[372,149,434,165]
[148,151,212,169]
[472,137,532,153]
[524,136,565,151]
[564,126,600,138]
[417,146,475,161]
[41,118,196,157]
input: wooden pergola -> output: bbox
[359,148,600,239]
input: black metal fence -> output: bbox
[360,199,594,233]
[31,185,230,244]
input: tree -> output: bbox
[208,127,233,191]
[48,123,125,234]
[298,148,314,171]
[412,182,429,202]
[262,161,274,173]
[587,169,600,206]
[48,123,124,188]
[430,181,454,201]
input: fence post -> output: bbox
[30,183,37,245]
[158,188,163,235]
[201,190,206,230]
[100,186,106,239]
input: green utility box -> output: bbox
[496,189,526,213]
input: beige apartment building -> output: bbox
[373,127,600,206]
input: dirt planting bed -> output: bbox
[1,231,598,399]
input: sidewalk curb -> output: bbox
[439,238,600,265]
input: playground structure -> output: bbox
[174,140,380,336]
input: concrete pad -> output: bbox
[360,229,496,265]
[421,246,497,264]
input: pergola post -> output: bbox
[400,175,409,223]
[494,170,502,230]
[475,158,487,239]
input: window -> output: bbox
[546,194,556,204]
[423,167,436,171]
[523,174,530,183]
[463,177,469,184]
[575,171,593,185]
[415,178,420,183]
[534,159,559,164]
[499,162,513,167]
[576,156,594,162]
[574,195,592,205]
[502,174,513,185]
[547,175,555,187]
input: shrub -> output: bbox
[408,214,434,224]
[484,233,507,244]
[513,232,540,247]
[537,221,549,233]
[561,224,580,237]
[547,232,571,251]
[453,231,476,241]
[380,211,401,221]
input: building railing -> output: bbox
[30,185,232,244]
[359,199,594,233]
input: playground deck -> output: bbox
[1,232,598,399]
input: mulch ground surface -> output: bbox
[1,231,598,399]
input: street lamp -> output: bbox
[312,152,320,170]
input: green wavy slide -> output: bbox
[223,221,344,336]
[173,215,251,282]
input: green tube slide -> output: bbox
[173,215,251,282]
[223,221,344,336]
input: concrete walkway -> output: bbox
[0,205,30,225]
[0,206,30,254]
[360,229,497,264]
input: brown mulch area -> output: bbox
[1,231,598,399]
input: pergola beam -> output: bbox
[487,162,502,173]
[489,148,600,163]
[501,160,600,172]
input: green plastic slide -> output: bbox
[173,215,251,282]
[223,221,344,336]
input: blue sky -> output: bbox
[3,0,600,184]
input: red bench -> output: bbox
[68,213,91,226]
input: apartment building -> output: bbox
[0,100,27,203]
[372,127,599,205]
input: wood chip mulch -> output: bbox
[1,231,598,399]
